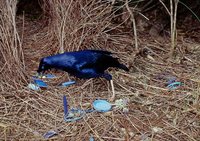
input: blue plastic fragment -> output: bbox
[63,95,68,116]
[45,74,56,79]
[34,79,48,88]
[93,100,112,112]
[43,130,57,139]
[167,82,182,90]
[61,81,76,87]
[89,135,94,141]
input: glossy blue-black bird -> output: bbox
[37,50,129,100]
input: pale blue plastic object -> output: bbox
[93,100,112,112]
[89,135,94,141]
[34,79,48,88]
[167,82,181,90]
[61,81,76,87]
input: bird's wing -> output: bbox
[83,51,129,72]
[78,51,112,73]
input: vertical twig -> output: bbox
[53,0,73,54]
[125,0,138,52]
[169,0,179,59]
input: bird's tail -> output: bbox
[110,57,129,72]
[117,63,129,72]
[98,53,129,72]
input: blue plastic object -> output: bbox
[61,81,76,87]
[45,74,56,79]
[43,130,57,139]
[63,95,68,116]
[89,135,94,141]
[93,100,112,112]
[34,79,48,88]
[167,82,181,90]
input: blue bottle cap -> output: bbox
[93,100,112,112]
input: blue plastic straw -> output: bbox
[61,81,76,87]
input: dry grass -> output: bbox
[0,0,200,140]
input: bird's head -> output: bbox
[36,58,51,77]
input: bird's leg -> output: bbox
[110,79,115,102]
[102,73,115,102]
